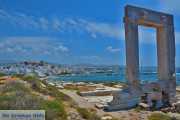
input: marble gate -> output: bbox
[106,5,176,110]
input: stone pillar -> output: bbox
[124,21,140,94]
[168,25,176,103]
[157,24,176,103]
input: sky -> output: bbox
[0,0,179,66]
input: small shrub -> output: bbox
[152,88,160,92]
[0,80,67,120]
[76,107,90,119]
[76,107,101,120]
[0,90,42,110]
[134,106,145,112]
[148,113,172,120]
[0,81,30,94]
[69,100,78,108]
[42,100,67,120]
[21,75,42,91]
[12,74,24,78]
[0,72,6,77]
[45,84,72,101]
[76,90,81,96]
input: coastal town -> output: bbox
[0,61,120,77]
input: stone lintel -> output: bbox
[125,5,174,27]
[123,17,173,28]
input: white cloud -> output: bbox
[0,9,40,29]
[39,17,49,30]
[91,33,97,39]
[76,19,123,39]
[66,18,77,25]
[0,9,53,30]
[159,0,180,15]
[52,18,61,30]
[85,22,121,39]
[0,9,124,40]
[6,47,13,52]
[106,46,121,52]
[175,32,180,44]
[57,45,69,52]
[80,55,101,62]
[0,8,179,45]
[0,37,69,56]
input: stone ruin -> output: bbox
[105,5,176,111]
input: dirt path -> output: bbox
[61,89,94,108]
[60,89,110,116]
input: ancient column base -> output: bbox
[104,90,141,111]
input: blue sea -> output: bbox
[48,67,180,85]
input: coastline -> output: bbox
[46,72,180,85]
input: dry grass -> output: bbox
[148,113,172,120]
[76,107,101,120]
[0,75,68,120]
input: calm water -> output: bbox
[49,69,180,85]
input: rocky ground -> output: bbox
[0,75,180,120]
[60,89,180,120]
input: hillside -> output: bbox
[0,75,101,120]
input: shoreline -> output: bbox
[46,77,180,87]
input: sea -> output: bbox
[48,67,180,85]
